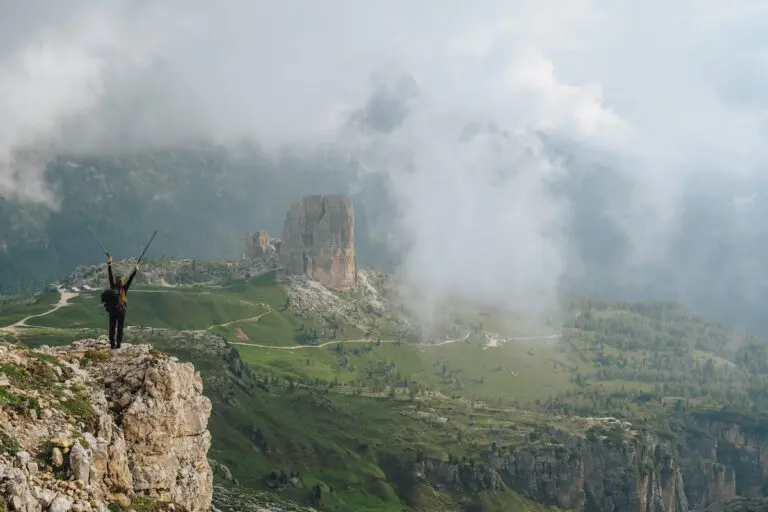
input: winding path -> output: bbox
[1,289,562,351]
[500,334,560,341]
[0,290,77,333]
[228,332,560,351]
[231,337,395,350]
[208,313,268,330]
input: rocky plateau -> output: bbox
[0,338,213,512]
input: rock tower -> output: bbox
[243,230,271,259]
[243,230,281,259]
[280,195,358,291]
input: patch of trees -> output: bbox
[566,296,756,357]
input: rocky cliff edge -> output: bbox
[415,423,689,512]
[0,338,213,512]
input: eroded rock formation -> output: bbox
[697,497,768,512]
[280,195,357,291]
[0,338,212,511]
[680,415,768,509]
[243,230,281,261]
[416,426,688,512]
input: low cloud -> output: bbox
[3,1,768,327]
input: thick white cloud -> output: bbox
[1,0,767,318]
[0,0,198,202]
[2,1,765,176]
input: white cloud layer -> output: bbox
[2,0,767,317]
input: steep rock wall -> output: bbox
[281,195,357,291]
[416,427,688,512]
[680,415,768,508]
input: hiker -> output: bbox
[105,256,139,349]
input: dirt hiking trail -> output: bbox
[0,290,77,333]
[229,331,561,351]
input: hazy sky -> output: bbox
[2,0,767,317]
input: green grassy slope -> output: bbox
[235,335,587,403]
[41,327,559,512]
[142,330,569,512]
[34,289,267,331]
[0,292,60,325]
[32,274,279,330]
[0,277,570,511]
[4,273,768,511]
[30,273,364,346]
[4,273,766,419]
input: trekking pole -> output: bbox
[85,223,110,258]
[136,230,158,266]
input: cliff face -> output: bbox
[416,427,688,512]
[413,413,768,511]
[696,497,768,512]
[0,338,212,512]
[281,195,357,291]
[682,417,768,509]
[413,416,768,512]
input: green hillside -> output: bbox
[31,273,274,329]
[2,267,768,511]
[0,292,60,325]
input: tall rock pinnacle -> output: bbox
[280,195,358,291]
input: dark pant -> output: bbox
[109,312,126,348]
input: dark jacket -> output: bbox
[108,263,137,309]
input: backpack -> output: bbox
[101,288,126,315]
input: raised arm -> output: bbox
[125,263,139,290]
[107,256,115,288]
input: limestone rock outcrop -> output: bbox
[680,414,768,509]
[0,338,212,511]
[280,195,358,291]
[416,425,688,512]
